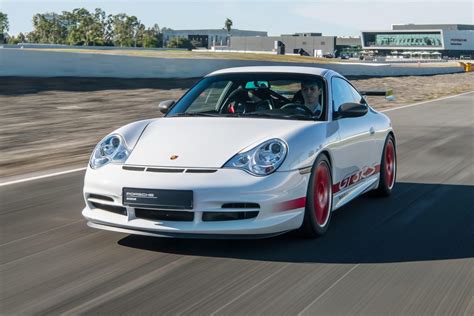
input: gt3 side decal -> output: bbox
[333,164,380,193]
[276,164,380,212]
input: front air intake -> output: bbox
[221,203,260,209]
[90,202,127,216]
[135,208,194,222]
[202,211,259,221]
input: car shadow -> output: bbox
[118,182,474,264]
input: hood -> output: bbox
[126,117,315,168]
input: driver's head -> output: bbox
[301,80,322,105]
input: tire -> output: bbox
[300,154,333,238]
[375,134,397,196]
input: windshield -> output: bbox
[167,73,326,121]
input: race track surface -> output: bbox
[1,93,473,315]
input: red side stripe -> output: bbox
[374,164,381,173]
[276,197,307,212]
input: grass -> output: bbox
[26,48,338,63]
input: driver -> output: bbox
[301,80,323,118]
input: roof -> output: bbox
[391,24,474,31]
[207,66,331,77]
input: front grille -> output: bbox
[121,166,218,174]
[135,208,194,222]
[221,203,260,209]
[90,202,127,216]
[185,169,217,174]
[146,168,185,173]
[122,166,145,171]
[202,211,259,221]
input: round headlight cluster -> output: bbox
[90,134,130,169]
[224,139,287,176]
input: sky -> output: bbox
[2,0,473,36]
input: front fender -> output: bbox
[278,121,339,171]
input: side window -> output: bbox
[349,83,363,104]
[331,77,362,112]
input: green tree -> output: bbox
[0,13,8,43]
[224,18,232,33]
[7,32,26,44]
[65,8,100,46]
[0,12,9,43]
[224,17,233,46]
[91,8,107,45]
[104,14,114,45]
[159,26,172,47]
[133,20,145,47]
[7,35,18,44]
[29,12,67,43]
[167,37,194,49]
[18,32,26,43]
[24,8,166,47]
[142,24,160,48]
[113,13,141,47]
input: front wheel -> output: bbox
[300,154,333,238]
[375,134,397,196]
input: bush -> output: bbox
[167,37,194,50]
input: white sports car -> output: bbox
[82,66,397,238]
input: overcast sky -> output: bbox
[2,0,473,36]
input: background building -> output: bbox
[163,29,267,48]
[361,24,473,58]
[228,33,360,57]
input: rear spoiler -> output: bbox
[360,89,395,101]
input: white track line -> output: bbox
[380,90,473,113]
[1,91,472,187]
[0,167,86,187]
[298,264,360,315]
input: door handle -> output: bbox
[369,127,375,135]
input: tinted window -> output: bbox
[332,77,362,112]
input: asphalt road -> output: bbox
[1,93,473,315]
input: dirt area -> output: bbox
[1,72,473,179]
[29,48,340,64]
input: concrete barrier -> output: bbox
[0,49,463,78]
[0,43,186,51]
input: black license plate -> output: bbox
[122,188,193,209]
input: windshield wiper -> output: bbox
[281,114,317,120]
[170,112,220,117]
[239,112,315,120]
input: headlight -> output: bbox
[224,139,288,176]
[90,134,130,169]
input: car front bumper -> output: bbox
[82,164,310,237]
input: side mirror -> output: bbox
[335,102,368,119]
[158,100,175,114]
